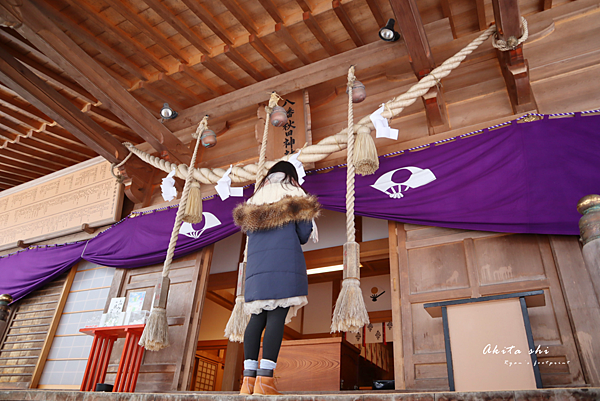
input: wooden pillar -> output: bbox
[388,221,405,389]
[221,341,244,391]
[0,294,13,339]
[550,227,600,385]
[578,195,600,312]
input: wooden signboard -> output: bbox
[256,89,314,169]
[0,157,123,250]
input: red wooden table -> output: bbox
[79,324,145,392]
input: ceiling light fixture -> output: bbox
[379,19,400,42]
[160,103,178,120]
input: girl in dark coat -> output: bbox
[233,161,320,396]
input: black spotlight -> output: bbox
[160,103,178,120]
[379,19,400,42]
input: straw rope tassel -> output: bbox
[331,67,370,334]
[224,93,281,342]
[139,116,209,351]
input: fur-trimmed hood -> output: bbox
[233,183,320,232]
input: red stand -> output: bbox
[79,324,145,392]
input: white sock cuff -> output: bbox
[260,359,277,370]
[244,359,258,370]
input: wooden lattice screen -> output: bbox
[0,269,73,389]
[193,356,218,391]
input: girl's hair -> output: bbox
[253,161,303,193]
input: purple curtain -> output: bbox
[304,113,598,235]
[0,242,86,302]
[2,112,598,301]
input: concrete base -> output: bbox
[1,388,599,401]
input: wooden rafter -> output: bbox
[302,12,338,56]
[138,81,187,111]
[0,161,43,179]
[101,0,189,64]
[142,0,210,55]
[365,0,386,28]
[219,0,259,36]
[491,0,535,113]
[7,141,72,167]
[10,0,192,164]
[62,0,169,73]
[0,116,28,136]
[0,151,54,174]
[0,88,52,123]
[0,147,65,170]
[17,136,88,163]
[332,0,364,47]
[201,55,244,90]
[440,0,458,39]
[249,34,290,74]
[275,23,312,65]
[295,0,312,13]
[389,0,449,131]
[82,105,127,129]
[224,46,267,82]
[33,1,148,81]
[160,73,208,103]
[257,0,285,24]
[178,64,224,96]
[181,0,234,46]
[168,39,404,132]
[475,0,488,31]
[0,43,97,104]
[0,104,44,130]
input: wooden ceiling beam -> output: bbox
[181,0,234,46]
[0,104,44,131]
[0,89,53,123]
[201,55,244,90]
[389,0,449,131]
[142,0,210,55]
[160,72,208,103]
[168,39,405,132]
[302,12,338,56]
[224,45,267,82]
[34,1,148,81]
[7,141,72,167]
[295,0,312,13]
[0,43,97,104]
[491,0,536,113]
[16,136,88,163]
[82,104,127,129]
[63,0,170,73]
[178,65,224,96]
[33,131,97,157]
[366,0,386,28]
[137,81,187,112]
[0,175,27,187]
[275,23,312,65]
[543,0,553,11]
[0,116,28,136]
[0,162,44,179]
[219,0,259,36]
[205,291,234,311]
[332,0,364,47]
[257,0,285,24]
[0,152,54,174]
[249,34,290,74]
[11,0,192,164]
[101,0,189,64]
[0,147,67,170]
[440,0,458,39]
[475,0,488,31]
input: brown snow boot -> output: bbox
[239,370,256,395]
[253,369,281,396]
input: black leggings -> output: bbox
[244,307,289,363]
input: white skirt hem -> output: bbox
[244,296,308,324]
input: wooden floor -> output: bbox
[1,388,599,401]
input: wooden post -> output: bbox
[578,195,600,310]
[0,294,13,340]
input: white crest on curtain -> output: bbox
[371,166,436,199]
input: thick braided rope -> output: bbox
[124,25,497,184]
[492,17,528,51]
[346,66,356,245]
[161,116,208,277]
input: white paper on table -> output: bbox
[370,106,399,140]
[288,151,306,185]
[215,165,244,200]
[160,169,177,201]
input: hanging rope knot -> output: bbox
[192,115,209,140]
[492,16,529,51]
[265,92,282,115]
[427,72,442,88]
[110,150,134,183]
[346,65,356,90]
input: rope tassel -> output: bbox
[331,66,370,334]
[353,126,379,176]
[139,116,209,351]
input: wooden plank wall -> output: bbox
[103,247,212,392]
[389,222,585,390]
[0,270,73,389]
